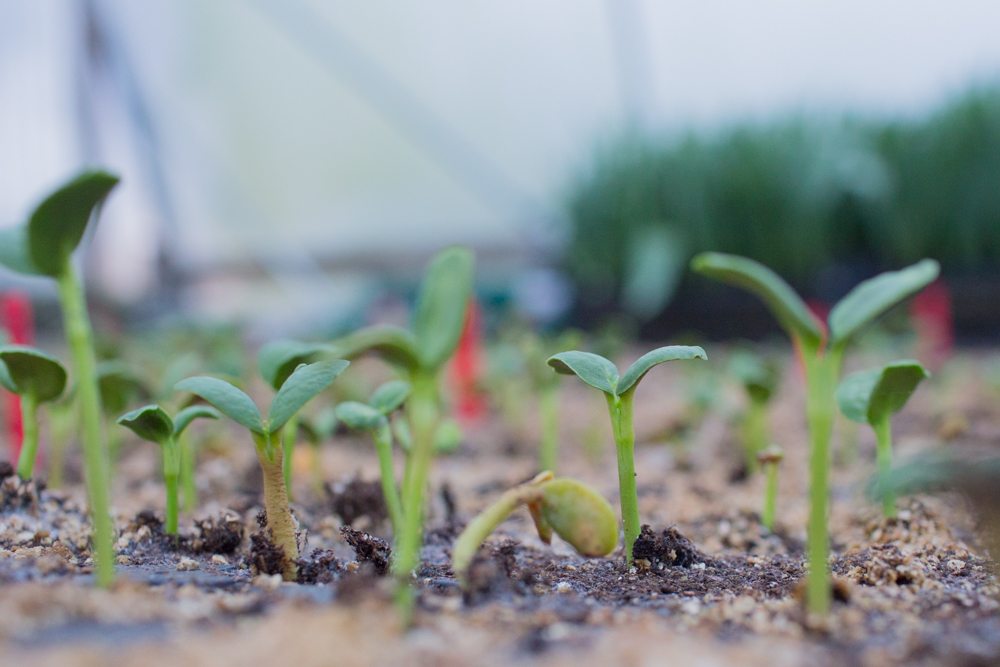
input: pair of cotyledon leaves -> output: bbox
[836,360,929,427]
[0,171,119,279]
[334,380,411,431]
[547,345,707,398]
[118,403,222,446]
[0,346,67,403]
[690,253,940,352]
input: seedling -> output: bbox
[329,247,473,616]
[176,359,349,579]
[116,404,221,534]
[547,345,707,564]
[729,350,780,473]
[836,360,929,517]
[258,339,337,494]
[522,330,582,473]
[0,346,68,480]
[692,252,939,614]
[98,361,150,467]
[0,171,119,585]
[452,471,617,582]
[756,444,784,531]
[334,380,411,532]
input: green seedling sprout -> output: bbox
[836,360,929,517]
[334,380,411,533]
[547,345,707,565]
[452,471,617,583]
[392,413,463,455]
[329,247,474,617]
[116,404,221,534]
[0,346,68,480]
[176,359,349,579]
[729,350,780,473]
[521,329,583,473]
[98,361,150,467]
[0,171,120,585]
[691,252,939,614]
[756,444,784,531]
[258,339,338,496]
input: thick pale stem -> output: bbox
[393,371,439,617]
[763,462,778,531]
[256,433,299,580]
[607,391,639,566]
[373,421,404,533]
[179,432,197,514]
[803,347,842,616]
[282,415,299,499]
[57,266,114,587]
[15,394,39,480]
[538,386,559,473]
[873,416,896,517]
[452,485,539,580]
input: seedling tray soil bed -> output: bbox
[1,354,998,667]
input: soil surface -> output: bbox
[1,349,999,666]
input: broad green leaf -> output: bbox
[836,368,881,424]
[547,351,619,396]
[867,360,929,423]
[172,404,221,437]
[175,376,264,434]
[369,380,411,414]
[268,359,349,432]
[691,252,824,350]
[539,478,617,557]
[0,345,68,402]
[257,339,335,389]
[97,361,148,414]
[412,247,475,370]
[617,345,707,395]
[26,171,120,277]
[0,225,42,276]
[828,259,940,347]
[330,325,420,373]
[334,401,384,431]
[117,404,173,444]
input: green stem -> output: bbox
[538,385,559,472]
[762,462,778,531]
[803,346,842,616]
[47,402,75,489]
[607,391,639,566]
[452,485,536,580]
[163,436,181,535]
[179,432,198,514]
[282,414,299,500]
[57,265,114,587]
[873,415,896,517]
[15,394,39,480]
[393,371,439,619]
[743,400,767,473]
[373,421,405,534]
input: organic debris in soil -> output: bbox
[463,539,531,605]
[297,548,342,584]
[0,462,43,511]
[189,512,244,555]
[248,530,286,576]
[340,526,391,575]
[633,524,714,569]
[327,477,387,528]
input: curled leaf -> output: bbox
[0,345,68,402]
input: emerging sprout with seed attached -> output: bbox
[452,471,617,583]
[756,444,784,531]
[175,359,349,579]
[837,360,929,517]
[547,345,707,564]
[0,346,68,480]
[117,404,221,534]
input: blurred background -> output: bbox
[2,0,999,342]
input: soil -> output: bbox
[1,349,999,666]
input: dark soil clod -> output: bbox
[633,524,714,569]
[327,477,387,528]
[340,526,391,575]
[248,531,286,576]
[297,548,342,584]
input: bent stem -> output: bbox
[393,371,439,619]
[57,265,114,587]
[873,416,896,517]
[606,391,639,566]
[538,386,559,473]
[452,484,539,580]
[254,433,298,580]
[373,421,405,534]
[802,346,842,616]
[15,394,39,479]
